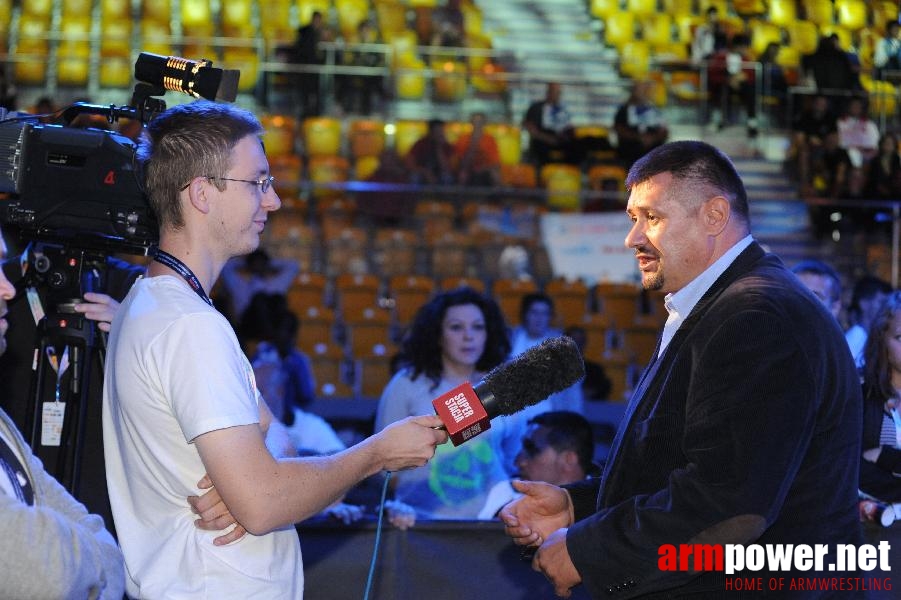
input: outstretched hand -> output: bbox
[374,415,448,472]
[499,480,574,548]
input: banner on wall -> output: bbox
[540,212,638,285]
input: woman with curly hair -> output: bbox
[375,286,520,520]
[859,289,901,523]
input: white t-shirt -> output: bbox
[103,276,303,599]
[845,324,867,369]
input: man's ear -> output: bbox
[186,178,212,215]
[703,196,730,235]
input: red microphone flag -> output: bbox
[431,382,491,446]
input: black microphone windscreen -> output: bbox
[481,336,585,416]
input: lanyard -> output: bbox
[152,250,213,306]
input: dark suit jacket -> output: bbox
[565,243,864,598]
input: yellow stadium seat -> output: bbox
[376,0,409,38]
[181,0,211,29]
[626,0,656,18]
[732,0,765,17]
[62,0,92,17]
[102,0,131,19]
[303,117,343,158]
[802,0,834,27]
[395,55,427,100]
[750,19,783,58]
[619,41,650,79]
[100,20,131,59]
[662,0,694,18]
[462,2,483,35]
[260,0,294,43]
[484,123,522,165]
[590,0,622,19]
[261,114,299,158]
[393,119,428,157]
[354,155,380,180]
[100,57,134,88]
[835,0,866,32]
[223,48,261,93]
[698,0,727,15]
[336,0,371,39]
[307,155,350,199]
[541,163,583,212]
[222,0,255,36]
[641,15,674,49]
[767,0,797,27]
[873,2,899,33]
[785,20,820,55]
[142,20,172,56]
[57,18,92,86]
[23,0,52,18]
[141,0,171,22]
[604,12,636,49]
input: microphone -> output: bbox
[134,52,240,102]
[432,336,585,446]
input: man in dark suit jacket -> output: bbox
[501,141,864,598]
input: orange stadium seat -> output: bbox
[349,119,387,160]
[493,278,539,327]
[261,114,299,158]
[501,163,537,188]
[308,343,354,398]
[545,277,590,328]
[307,155,350,199]
[389,274,435,326]
[344,306,394,358]
[429,231,472,279]
[287,272,328,315]
[441,276,484,293]
[335,273,382,317]
[371,229,419,279]
[296,306,337,351]
[356,353,394,398]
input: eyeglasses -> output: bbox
[180,175,275,193]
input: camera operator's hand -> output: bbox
[73,292,120,332]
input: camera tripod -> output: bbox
[20,244,107,496]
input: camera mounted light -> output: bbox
[134,52,240,103]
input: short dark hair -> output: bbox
[519,292,554,321]
[626,140,750,224]
[791,259,842,303]
[849,275,892,315]
[138,100,263,229]
[528,410,597,476]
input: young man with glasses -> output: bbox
[103,100,448,598]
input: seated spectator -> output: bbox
[405,118,455,185]
[864,133,901,200]
[837,96,880,197]
[806,130,851,219]
[759,42,788,117]
[785,94,837,186]
[706,33,758,137]
[802,34,863,105]
[478,410,601,519]
[690,6,728,66]
[219,248,299,324]
[613,79,669,169]
[430,0,465,48]
[522,82,578,168]
[360,149,415,227]
[452,112,501,187]
[859,291,901,524]
[874,21,901,80]
[846,275,892,369]
[337,20,385,115]
[791,259,843,322]
[564,325,612,402]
